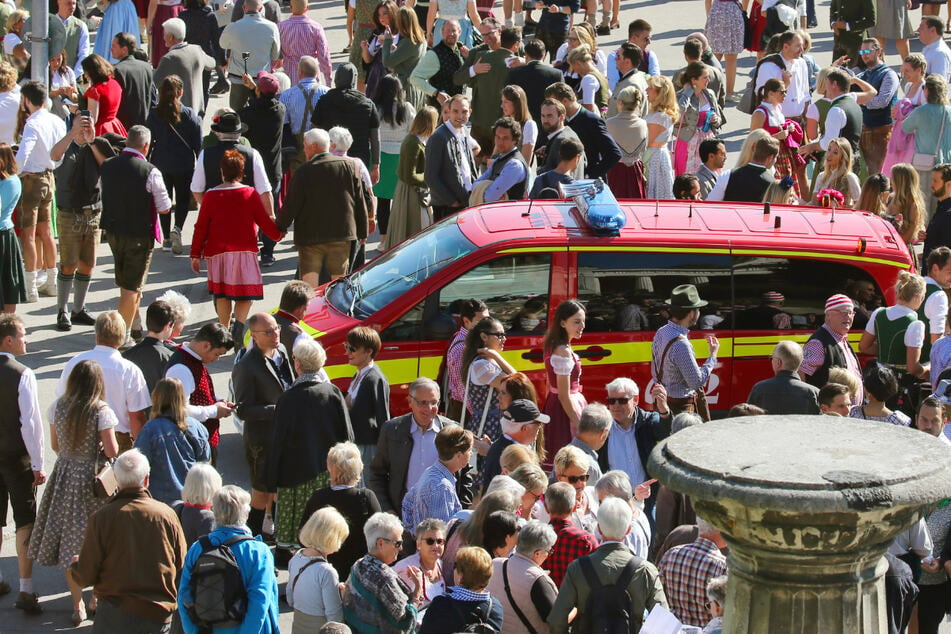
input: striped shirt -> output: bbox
[401,460,460,531]
[279,78,328,136]
[651,320,716,399]
[278,14,332,86]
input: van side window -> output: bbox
[437,254,552,336]
[731,257,882,330]
[576,252,733,332]
[381,301,426,342]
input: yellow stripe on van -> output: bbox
[731,248,909,268]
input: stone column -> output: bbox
[648,415,951,634]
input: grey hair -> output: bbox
[697,515,717,537]
[706,574,728,604]
[605,377,639,397]
[162,17,185,42]
[212,484,252,527]
[544,481,576,516]
[303,128,330,151]
[364,512,404,552]
[114,448,150,488]
[328,126,354,152]
[597,496,633,541]
[298,55,318,78]
[595,470,633,501]
[415,518,447,537]
[293,337,327,373]
[327,441,362,485]
[773,340,803,371]
[672,412,703,434]
[484,474,526,500]
[578,403,612,434]
[509,463,548,494]
[319,623,352,634]
[409,377,440,398]
[126,125,151,151]
[515,520,557,557]
[181,463,222,505]
[157,289,191,326]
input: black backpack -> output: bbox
[579,555,643,634]
[451,597,499,634]
[737,53,785,115]
[187,535,254,631]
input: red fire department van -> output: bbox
[300,198,913,414]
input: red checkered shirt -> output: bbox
[544,518,599,588]
[657,536,728,627]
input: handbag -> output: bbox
[416,185,432,207]
[93,448,118,499]
[740,2,753,50]
[912,109,947,171]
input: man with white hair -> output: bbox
[549,497,667,633]
[800,294,864,405]
[153,17,216,117]
[69,449,187,631]
[597,377,671,523]
[276,127,373,287]
[486,520,559,634]
[99,126,171,338]
[178,485,279,632]
[595,470,652,559]
[481,398,550,489]
[219,0,281,110]
[747,340,820,414]
[657,516,728,628]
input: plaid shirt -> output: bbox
[658,537,728,627]
[544,518,599,588]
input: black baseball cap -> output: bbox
[502,399,551,425]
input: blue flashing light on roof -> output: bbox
[563,179,626,236]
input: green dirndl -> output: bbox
[373,152,400,200]
[276,471,330,548]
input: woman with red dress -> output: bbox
[190,149,283,345]
[750,77,806,197]
[80,54,127,137]
[541,300,587,458]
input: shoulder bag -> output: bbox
[94,447,118,498]
[460,363,494,471]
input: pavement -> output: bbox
[0,0,947,631]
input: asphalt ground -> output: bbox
[1,0,947,630]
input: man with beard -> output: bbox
[410,19,465,107]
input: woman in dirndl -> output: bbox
[705,0,746,95]
[746,0,769,59]
[0,143,25,312]
[541,300,586,458]
[460,316,515,474]
[644,75,679,200]
[751,77,806,198]
[605,85,647,198]
[372,74,415,247]
[189,149,282,342]
[674,62,723,175]
[383,105,438,250]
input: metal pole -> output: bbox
[29,0,49,85]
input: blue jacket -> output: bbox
[134,415,210,506]
[178,526,280,634]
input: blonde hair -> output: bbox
[895,271,926,303]
[889,164,925,244]
[647,75,679,120]
[762,181,796,204]
[299,506,350,554]
[796,29,812,52]
[814,67,830,96]
[95,311,127,347]
[500,443,538,473]
[181,463,222,505]
[737,129,772,168]
[569,23,596,52]
[566,43,593,66]
[6,10,27,33]
[327,441,363,485]
[509,462,548,494]
[553,444,589,476]
[0,61,16,92]
[820,138,854,201]
[454,546,494,589]
[827,367,860,401]
[151,378,189,431]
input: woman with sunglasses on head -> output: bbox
[393,518,448,614]
[751,77,806,198]
[460,317,516,461]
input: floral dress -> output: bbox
[542,350,586,458]
[644,111,674,199]
[465,357,503,440]
[29,400,117,568]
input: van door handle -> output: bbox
[522,350,544,360]
[383,346,400,351]
[576,346,612,360]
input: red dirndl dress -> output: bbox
[542,350,587,458]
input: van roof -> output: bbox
[469,200,912,267]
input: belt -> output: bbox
[63,203,102,213]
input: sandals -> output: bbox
[71,605,87,627]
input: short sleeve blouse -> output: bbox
[521,119,538,147]
[97,403,119,431]
[470,357,503,386]
[550,352,575,376]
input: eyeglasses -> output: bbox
[606,397,631,405]
[487,332,507,340]
[422,537,445,546]
[410,396,440,407]
[381,538,404,548]
[252,327,281,336]
[564,474,590,484]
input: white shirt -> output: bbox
[815,96,857,151]
[122,148,173,213]
[0,86,19,145]
[55,345,152,434]
[3,32,21,56]
[191,146,273,195]
[15,108,67,173]
[755,54,810,118]
[165,345,220,422]
[406,416,444,493]
[347,361,374,400]
[924,38,951,82]
[1,352,44,471]
[888,518,934,558]
[446,122,473,189]
[865,305,926,350]
[923,276,949,339]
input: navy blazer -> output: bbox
[566,106,622,179]
[346,364,391,446]
[597,407,671,506]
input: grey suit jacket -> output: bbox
[608,69,648,119]
[548,542,667,634]
[538,126,585,179]
[232,343,295,427]
[747,369,821,415]
[424,122,476,207]
[153,43,216,116]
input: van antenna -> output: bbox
[688,205,693,219]
[654,200,659,217]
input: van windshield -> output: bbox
[326,219,477,319]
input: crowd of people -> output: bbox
[2,0,951,631]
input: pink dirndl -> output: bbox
[206,251,264,300]
[674,110,714,176]
[542,351,586,458]
[882,98,917,177]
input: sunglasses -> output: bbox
[422,537,445,546]
[564,474,590,484]
[774,89,787,95]
[487,332,507,340]
[858,48,878,55]
[381,538,403,548]
[606,397,631,405]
